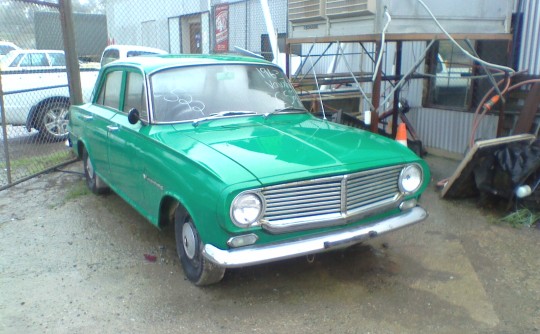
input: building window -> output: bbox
[425,39,510,111]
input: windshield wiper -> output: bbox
[209,111,257,117]
[192,111,257,127]
[263,106,308,119]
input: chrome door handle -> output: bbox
[79,115,93,121]
[107,125,119,132]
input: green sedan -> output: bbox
[68,54,430,286]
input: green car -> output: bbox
[68,54,430,285]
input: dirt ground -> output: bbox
[1,155,539,334]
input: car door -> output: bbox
[19,52,53,88]
[107,69,148,212]
[82,69,124,181]
[46,52,68,86]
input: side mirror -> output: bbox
[128,108,140,124]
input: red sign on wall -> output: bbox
[214,4,229,53]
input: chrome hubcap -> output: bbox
[86,156,94,181]
[44,106,69,137]
[182,222,197,259]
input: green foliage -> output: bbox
[498,208,540,228]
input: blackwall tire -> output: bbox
[175,207,225,286]
[38,100,70,141]
[83,149,109,195]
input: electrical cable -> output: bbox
[309,56,327,120]
[54,168,84,176]
[378,39,437,113]
[372,8,391,82]
[416,0,516,74]
[337,43,375,111]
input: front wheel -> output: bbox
[38,100,70,141]
[175,207,225,286]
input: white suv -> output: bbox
[0,49,67,70]
[0,50,98,141]
[100,45,167,67]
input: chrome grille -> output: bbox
[261,165,404,230]
[346,166,402,213]
[263,177,342,221]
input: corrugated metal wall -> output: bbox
[408,108,499,155]
[517,0,540,75]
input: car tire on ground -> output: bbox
[38,100,70,141]
[83,149,109,194]
[175,207,225,286]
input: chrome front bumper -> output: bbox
[203,206,428,268]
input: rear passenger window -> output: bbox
[101,49,120,66]
[48,53,66,66]
[96,71,123,109]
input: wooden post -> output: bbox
[59,0,83,105]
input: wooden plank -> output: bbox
[513,82,540,134]
[287,33,512,44]
[440,134,536,199]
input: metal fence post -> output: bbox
[0,71,13,186]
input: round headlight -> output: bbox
[231,192,264,227]
[399,164,423,193]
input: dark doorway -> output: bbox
[190,23,202,54]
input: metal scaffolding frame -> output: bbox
[286,32,513,138]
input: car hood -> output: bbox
[164,115,416,185]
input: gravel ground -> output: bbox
[0,155,539,334]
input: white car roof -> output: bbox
[103,45,167,54]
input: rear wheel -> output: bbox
[83,149,109,194]
[38,100,70,141]
[175,207,225,286]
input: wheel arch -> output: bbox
[157,190,223,244]
[26,96,71,130]
[76,138,87,160]
[158,195,182,229]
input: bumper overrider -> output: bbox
[203,206,428,268]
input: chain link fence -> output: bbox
[0,0,289,189]
[0,0,103,189]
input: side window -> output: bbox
[427,40,473,109]
[101,49,120,66]
[19,53,48,67]
[48,53,66,67]
[126,51,157,57]
[426,39,509,111]
[123,72,147,121]
[96,71,123,109]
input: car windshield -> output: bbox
[150,64,305,123]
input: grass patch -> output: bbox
[65,180,90,202]
[3,151,73,170]
[498,208,540,228]
[1,150,75,185]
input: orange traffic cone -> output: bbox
[396,123,407,147]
